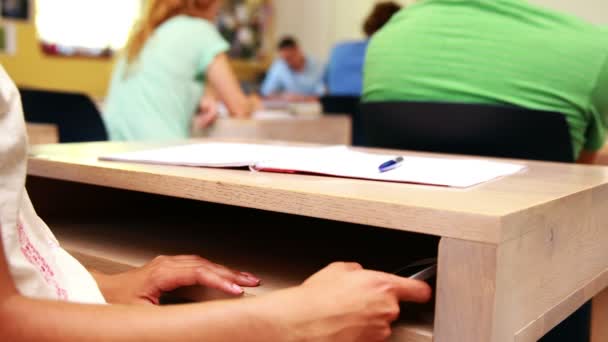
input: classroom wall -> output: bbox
[274,0,415,62]
[0,20,115,99]
[0,0,605,99]
[275,0,607,62]
[530,0,608,25]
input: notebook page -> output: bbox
[254,146,526,188]
[100,143,309,168]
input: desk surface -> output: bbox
[195,114,352,145]
[599,144,608,165]
[26,123,59,145]
[28,140,608,244]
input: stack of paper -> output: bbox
[101,143,306,168]
[253,146,526,188]
[100,143,526,188]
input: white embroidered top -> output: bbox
[0,66,106,304]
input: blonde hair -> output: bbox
[126,0,215,63]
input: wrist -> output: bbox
[251,287,316,342]
[90,270,123,304]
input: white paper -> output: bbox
[254,146,526,188]
[101,143,526,188]
[217,103,293,120]
[100,143,307,168]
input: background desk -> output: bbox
[598,144,608,165]
[27,141,608,342]
[194,114,352,145]
[25,123,59,145]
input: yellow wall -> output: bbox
[0,20,115,99]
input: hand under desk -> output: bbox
[34,179,437,342]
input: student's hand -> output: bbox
[92,255,261,305]
[193,96,219,129]
[267,262,432,342]
[249,94,263,113]
[282,93,319,103]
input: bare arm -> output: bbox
[206,53,256,119]
[0,236,432,342]
[0,234,282,342]
[89,255,260,305]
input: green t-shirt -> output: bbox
[104,16,229,141]
[364,0,608,159]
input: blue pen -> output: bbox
[379,156,404,173]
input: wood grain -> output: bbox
[499,185,608,341]
[26,123,59,145]
[434,238,498,342]
[27,141,608,244]
[598,144,608,166]
[435,186,608,342]
[592,288,608,342]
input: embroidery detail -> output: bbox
[18,222,68,300]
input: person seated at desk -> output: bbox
[363,0,608,164]
[104,0,259,142]
[260,37,325,102]
[325,1,401,96]
[0,66,431,341]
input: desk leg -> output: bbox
[434,238,499,342]
[592,288,608,342]
[435,191,608,342]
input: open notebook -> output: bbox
[100,143,527,188]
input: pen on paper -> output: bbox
[378,156,404,173]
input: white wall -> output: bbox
[274,0,607,62]
[274,0,415,61]
[529,0,608,25]
[273,0,333,62]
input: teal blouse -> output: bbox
[104,16,229,141]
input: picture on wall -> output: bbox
[0,22,17,54]
[1,0,30,21]
[218,0,273,60]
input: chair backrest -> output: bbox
[360,101,574,163]
[321,95,365,146]
[19,88,108,143]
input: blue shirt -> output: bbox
[326,40,369,96]
[260,56,325,96]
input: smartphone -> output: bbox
[393,258,437,281]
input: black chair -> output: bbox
[361,101,589,342]
[320,95,365,146]
[20,88,108,143]
[360,101,574,163]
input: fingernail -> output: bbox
[231,283,244,294]
[241,272,261,284]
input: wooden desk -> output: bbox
[27,141,608,342]
[26,123,59,145]
[195,115,352,145]
[598,144,608,165]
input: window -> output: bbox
[36,0,142,57]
